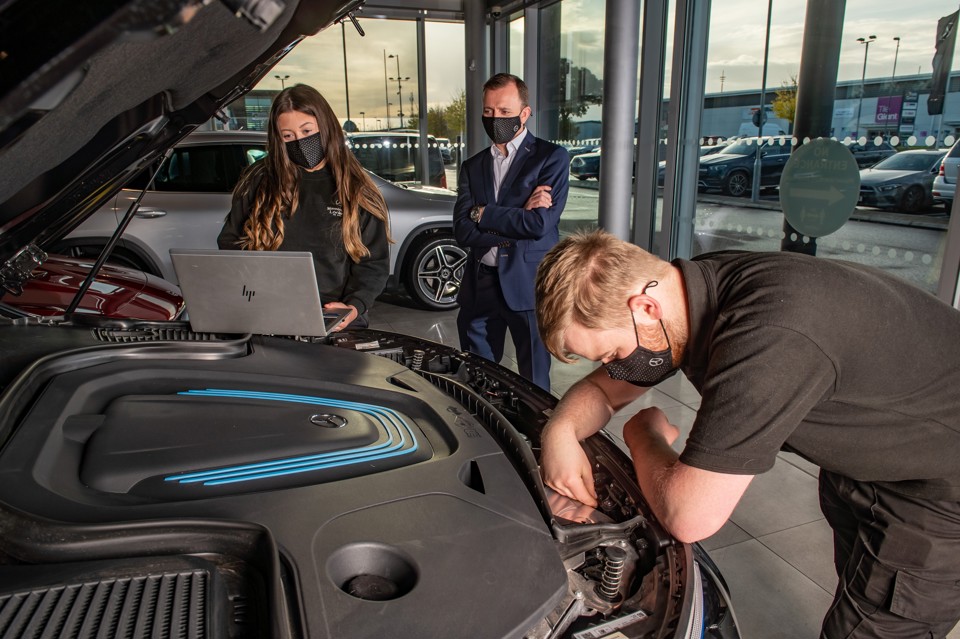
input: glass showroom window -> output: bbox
[691,0,957,295]
[538,0,605,236]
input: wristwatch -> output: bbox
[469,204,484,223]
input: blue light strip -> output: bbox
[163,389,419,486]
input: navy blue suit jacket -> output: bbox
[453,134,569,312]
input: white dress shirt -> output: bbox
[480,127,528,267]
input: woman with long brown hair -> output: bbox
[218,84,391,329]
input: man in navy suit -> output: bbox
[453,73,569,391]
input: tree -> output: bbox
[772,75,798,131]
[444,89,466,139]
[554,58,603,140]
[427,106,448,137]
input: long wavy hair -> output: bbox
[233,84,391,261]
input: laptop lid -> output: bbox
[169,249,348,337]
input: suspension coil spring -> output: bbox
[411,349,425,370]
[599,545,627,601]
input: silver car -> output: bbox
[933,139,959,212]
[56,131,464,310]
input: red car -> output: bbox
[4,255,184,321]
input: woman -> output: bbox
[218,84,391,330]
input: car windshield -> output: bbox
[872,153,943,172]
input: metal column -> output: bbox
[464,1,489,159]
[660,0,711,260]
[632,0,669,252]
[780,0,846,255]
[523,6,540,138]
[416,16,430,186]
[598,0,642,240]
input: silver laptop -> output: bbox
[169,249,349,337]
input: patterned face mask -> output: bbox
[603,281,678,387]
[285,132,325,168]
[481,115,522,144]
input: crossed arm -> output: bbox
[453,146,570,248]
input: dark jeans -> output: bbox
[819,469,960,638]
[456,265,551,390]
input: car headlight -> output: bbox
[876,184,900,192]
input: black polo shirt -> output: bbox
[675,251,960,500]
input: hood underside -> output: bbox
[0,0,352,266]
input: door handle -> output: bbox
[135,208,167,218]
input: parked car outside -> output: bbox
[434,137,454,164]
[656,143,735,186]
[932,139,959,212]
[858,149,947,213]
[569,146,602,180]
[566,143,600,159]
[56,131,464,311]
[346,131,447,188]
[697,136,793,196]
[843,139,898,168]
[0,3,740,639]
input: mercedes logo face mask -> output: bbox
[482,115,522,145]
[603,281,679,388]
[285,132,325,168]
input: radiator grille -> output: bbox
[93,328,224,343]
[0,570,208,639]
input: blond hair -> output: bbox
[535,229,671,362]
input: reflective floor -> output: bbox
[369,290,960,639]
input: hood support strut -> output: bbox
[64,148,174,317]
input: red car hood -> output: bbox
[9,255,184,321]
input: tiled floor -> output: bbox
[368,291,959,639]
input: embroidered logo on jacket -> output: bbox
[327,196,343,217]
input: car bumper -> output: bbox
[858,187,901,208]
[932,178,955,204]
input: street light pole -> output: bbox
[888,36,901,138]
[274,74,290,90]
[750,0,773,203]
[341,22,351,122]
[359,111,366,131]
[855,35,876,139]
[383,49,391,130]
[388,54,410,126]
[891,36,901,83]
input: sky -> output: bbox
[259,0,960,126]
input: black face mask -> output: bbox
[482,115,523,145]
[285,132,325,168]
[603,281,678,388]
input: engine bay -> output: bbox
[0,322,734,639]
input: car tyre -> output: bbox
[899,185,925,214]
[402,231,466,311]
[723,170,750,197]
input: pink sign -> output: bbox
[875,96,903,124]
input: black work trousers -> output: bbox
[819,469,960,638]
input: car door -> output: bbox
[108,142,264,282]
[760,141,791,186]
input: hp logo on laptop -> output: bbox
[242,285,255,301]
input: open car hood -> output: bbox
[0,0,355,271]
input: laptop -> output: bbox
[169,249,349,337]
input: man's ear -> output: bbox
[626,292,661,322]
